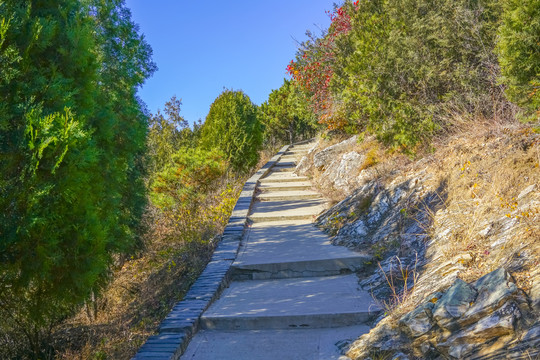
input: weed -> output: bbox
[376,254,419,313]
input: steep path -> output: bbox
[181,142,378,360]
[132,142,379,360]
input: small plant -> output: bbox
[360,147,379,170]
[376,254,419,312]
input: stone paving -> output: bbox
[132,142,379,360]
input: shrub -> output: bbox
[332,0,502,150]
[200,89,262,172]
[498,0,540,122]
[260,79,318,149]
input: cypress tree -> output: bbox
[0,0,155,356]
[201,89,262,172]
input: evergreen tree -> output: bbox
[147,96,199,179]
[260,79,317,149]
[498,0,540,122]
[200,89,262,172]
[0,0,155,356]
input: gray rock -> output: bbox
[432,279,477,330]
[399,300,436,338]
[438,301,520,357]
[294,155,310,175]
[522,323,540,343]
[530,278,540,312]
[333,152,366,192]
[313,136,358,170]
[352,220,368,236]
[460,268,518,327]
[399,292,443,338]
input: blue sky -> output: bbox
[125,0,335,125]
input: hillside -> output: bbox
[294,121,539,359]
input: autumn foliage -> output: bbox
[284,0,538,150]
[286,3,356,130]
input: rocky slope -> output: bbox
[294,123,539,359]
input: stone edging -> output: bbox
[131,145,290,360]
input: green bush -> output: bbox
[200,90,262,172]
[147,96,201,179]
[151,147,227,211]
[260,79,318,149]
[498,0,540,122]
[331,0,502,151]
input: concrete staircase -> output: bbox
[181,142,379,360]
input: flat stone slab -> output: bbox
[260,171,309,183]
[249,199,327,222]
[258,181,312,191]
[181,325,370,360]
[256,190,321,201]
[271,165,297,172]
[233,220,368,278]
[274,160,298,167]
[200,274,380,330]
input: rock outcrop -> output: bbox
[296,128,540,359]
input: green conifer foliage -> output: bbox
[331,0,502,150]
[0,0,154,356]
[498,0,540,122]
[201,90,262,172]
[260,79,318,149]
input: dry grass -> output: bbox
[52,166,254,359]
[345,117,539,360]
[425,122,539,288]
[52,207,215,360]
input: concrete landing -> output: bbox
[233,220,368,279]
[181,325,370,360]
[199,274,379,330]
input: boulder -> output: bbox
[437,301,520,358]
[432,279,477,331]
[459,268,518,327]
[294,155,310,176]
[399,294,441,338]
[530,278,540,312]
[333,152,366,193]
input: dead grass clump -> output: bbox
[52,176,246,359]
[425,121,539,288]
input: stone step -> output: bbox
[200,274,380,330]
[181,325,370,360]
[258,181,312,192]
[273,160,298,167]
[249,199,326,222]
[233,219,369,280]
[283,151,308,156]
[271,165,297,172]
[279,155,304,161]
[259,171,309,183]
[291,143,315,149]
[256,190,321,201]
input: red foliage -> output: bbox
[286,3,356,130]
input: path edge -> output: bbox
[131,145,290,360]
